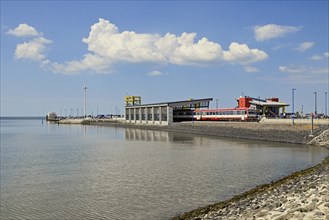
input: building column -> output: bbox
[139,107,142,123]
[128,108,131,123]
[166,105,170,124]
[159,106,162,124]
[152,107,154,124]
[134,108,136,123]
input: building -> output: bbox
[237,96,289,118]
[125,98,213,125]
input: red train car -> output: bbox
[194,107,258,121]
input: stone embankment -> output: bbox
[174,156,329,220]
[91,121,328,146]
[308,129,329,146]
[168,122,328,145]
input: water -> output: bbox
[1,119,328,220]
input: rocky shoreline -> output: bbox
[173,155,329,220]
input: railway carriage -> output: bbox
[194,107,258,121]
[174,107,259,121]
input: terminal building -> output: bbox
[124,95,289,125]
[237,96,289,118]
[124,96,212,125]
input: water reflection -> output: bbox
[1,120,328,220]
[124,127,202,143]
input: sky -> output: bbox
[1,1,328,116]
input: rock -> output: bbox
[314,210,325,216]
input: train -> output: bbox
[174,107,259,121]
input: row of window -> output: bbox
[127,114,167,121]
[175,111,247,116]
[196,110,246,116]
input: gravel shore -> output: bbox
[173,155,329,220]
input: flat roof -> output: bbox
[249,100,289,107]
[125,98,213,108]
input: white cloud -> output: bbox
[7,24,41,37]
[278,65,307,73]
[147,70,163,76]
[15,37,52,61]
[254,24,302,41]
[309,55,323,61]
[310,52,329,60]
[55,18,267,73]
[296,42,314,52]
[9,19,269,74]
[244,66,259,73]
[223,43,268,64]
[279,65,328,74]
[50,54,110,74]
[278,65,328,84]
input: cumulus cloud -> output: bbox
[57,18,267,73]
[147,70,163,76]
[50,54,110,74]
[9,19,269,74]
[15,37,52,61]
[324,52,329,57]
[223,43,268,64]
[254,24,302,41]
[7,23,41,37]
[296,42,314,52]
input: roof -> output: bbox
[249,100,289,107]
[125,98,213,108]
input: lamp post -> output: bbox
[216,99,219,109]
[83,86,88,118]
[314,91,317,116]
[325,92,328,116]
[292,88,296,125]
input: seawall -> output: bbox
[88,121,328,146]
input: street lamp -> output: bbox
[292,88,296,125]
[83,86,88,118]
[216,99,219,109]
[314,91,317,116]
[325,92,328,116]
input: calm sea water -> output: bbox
[1,119,328,220]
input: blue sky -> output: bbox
[1,1,328,116]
